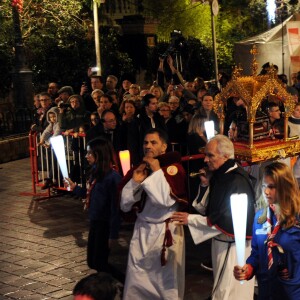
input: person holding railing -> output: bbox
[58,94,90,184]
[37,107,61,189]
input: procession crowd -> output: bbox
[30,58,300,300]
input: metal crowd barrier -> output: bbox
[28,130,205,200]
[28,131,87,197]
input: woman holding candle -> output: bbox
[234,162,300,299]
[65,137,121,273]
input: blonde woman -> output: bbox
[187,113,207,155]
[150,84,164,102]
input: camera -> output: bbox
[160,30,186,58]
[58,101,70,109]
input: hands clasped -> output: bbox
[132,156,161,183]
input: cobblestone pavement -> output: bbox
[0,158,214,299]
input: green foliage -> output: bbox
[1,0,300,98]
[100,27,134,77]
[142,0,212,43]
[0,0,133,95]
[183,37,214,80]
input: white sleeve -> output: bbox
[141,169,175,208]
[120,179,143,212]
[187,214,221,245]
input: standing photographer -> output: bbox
[80,75,105,113]
[55,86,74,106]
[58,94,90,134]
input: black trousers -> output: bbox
[87,220,110,272]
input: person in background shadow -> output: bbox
[73,272,123,300]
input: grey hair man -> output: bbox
[172,135,256,300]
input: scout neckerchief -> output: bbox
[265,204,283,269]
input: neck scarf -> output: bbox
[266,204,283,269]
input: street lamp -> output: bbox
[11,1,33,132]
[93,0,105,76]
[192,0,219,87]
[211,0,219,88]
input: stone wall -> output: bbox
[0,134,29,164]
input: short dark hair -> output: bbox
[142,93,156,107]
[144,128,169,145]
[90,75,104,83]
[39,92,52,99]
[101,109,116,121]
[73,272,122,300]
[267,102,279,112]
[107,90,118,97]
[101,94,113,103]
[202,93,214,100]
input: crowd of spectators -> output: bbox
[31,59,300,191]
[30,61,299,205]
[29,60,300,300]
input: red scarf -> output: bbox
[266,204,282,269]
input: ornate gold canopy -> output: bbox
[213,46,300,163]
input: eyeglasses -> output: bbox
[40,98,50,102]
[159,109,170,112]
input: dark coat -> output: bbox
[207,159,255,238]
[246,209,300,299]
[73,169,121,239]
[119,117,141,166]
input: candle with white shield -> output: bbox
[230,193,248,284]
[50,135,70,191]
[204,120,215,140]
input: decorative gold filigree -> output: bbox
[233,140,300,163]
[250,45,259,76]
[232,64,243,80]
[213,49,299,163]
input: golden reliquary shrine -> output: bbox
[213,46,300,163]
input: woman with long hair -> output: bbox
[234,162,300,299]
[187,113,207,155]
[65,138,121,273]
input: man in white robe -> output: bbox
[172,135,255,300]
[120,128,188,300]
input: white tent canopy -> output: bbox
[234,14,300,79]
